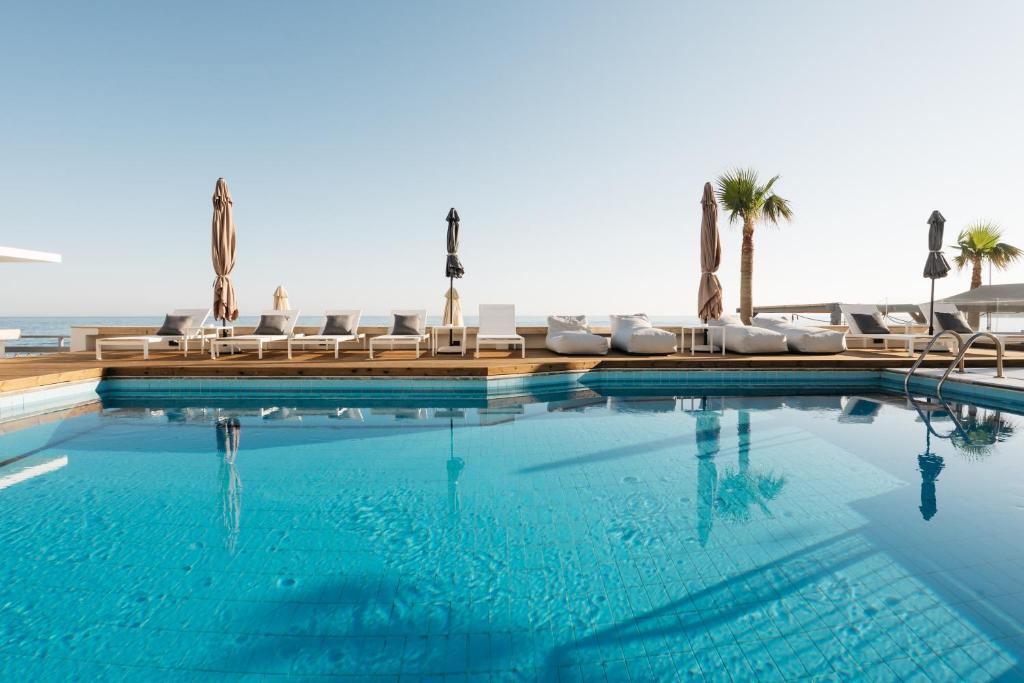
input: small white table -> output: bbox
[432,325,467,356]
[201,325,233,352]
[682,325,727,355]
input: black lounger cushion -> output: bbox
[935,311,972,334]
[850,312,891,335]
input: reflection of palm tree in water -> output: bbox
[716,411,785,523]
[216,417,243,552]
[951,405,1016,460]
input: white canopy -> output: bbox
[0,246,61,263]
[937,283,1024,313]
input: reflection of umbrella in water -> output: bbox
[437,409,465,517]
[694,400,720,547]
[918,429,944,522]
[216,417,243,551]
[716,411,785,522]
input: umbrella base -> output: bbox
[435,344,464,354]
[690,344,720,353]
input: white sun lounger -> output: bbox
[287,310,365,359]
[210,309,300,359]
[95,308,212,360]
[927,303,1024,346]
[840,304,943,357]
[369,309,429,359]
[475,304,526,358]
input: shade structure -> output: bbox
[923,210,951,334]
[0,246,61,264]
[698,182,723,322]
[443,287,464,326]
[211,178,239,323]
[273,285,289,311]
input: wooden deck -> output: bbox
[0,347,1020,394]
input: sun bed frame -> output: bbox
[475,304,526,358]
[95,308,212,360]
[928,303,1024,345]
[840,304,945,357]
[369,309,429,359]
[287,309,365,359]
[210,309,301,359]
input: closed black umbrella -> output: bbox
[444,208,464,345]
[923,210,951,335]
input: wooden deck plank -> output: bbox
[0,347,1021,394]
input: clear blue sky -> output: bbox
[2,1,1022,317]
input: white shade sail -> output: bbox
[0,246,61,264]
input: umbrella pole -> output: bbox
[448,275,454,346]
[928,279,936,336]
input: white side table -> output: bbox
[203,325,234,354]
[682,325,726,355]
[432,325,467,356]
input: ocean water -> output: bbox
[0,385,1022,680]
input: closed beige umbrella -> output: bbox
[698,182,723,322]
[273,285,289,311]
[211,178,238,323]
[442,287,463,326]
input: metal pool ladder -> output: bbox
[904,330,1005,398]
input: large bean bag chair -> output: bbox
[610,314,678,355]
[708,314,788,354]
[546,315,609,355]
[752,317,847,353]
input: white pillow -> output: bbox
[709,314,743,326]
[610,314,651,350]
[548,315,589,334]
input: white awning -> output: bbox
[0,246,62,263]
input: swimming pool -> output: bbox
[1,376,1022,680]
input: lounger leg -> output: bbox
[96,343,103,361]
[369,341,374,359]
[184,337,189,358]
[258,342,263,360]
[143,341,149,360]
[288,342,293,360]
[521,341,525,358]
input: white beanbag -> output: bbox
[708,318,788,354]
[610,314,677,354]
[546,315,609,355]
[752,317,847,353]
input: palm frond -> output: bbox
[952,222,1022,273]
[762,193,793,225]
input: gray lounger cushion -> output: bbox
[546,315,608,355]
[156,314,193,337]
[253,314,288,336]
[707,318,788,354]
[610,314,677,354]
[752,317,847,353]
[323,313,358,336]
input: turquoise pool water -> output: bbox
[1,383,1023,681]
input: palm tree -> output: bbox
[715,169,793,324]
[951,222,1022,328]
